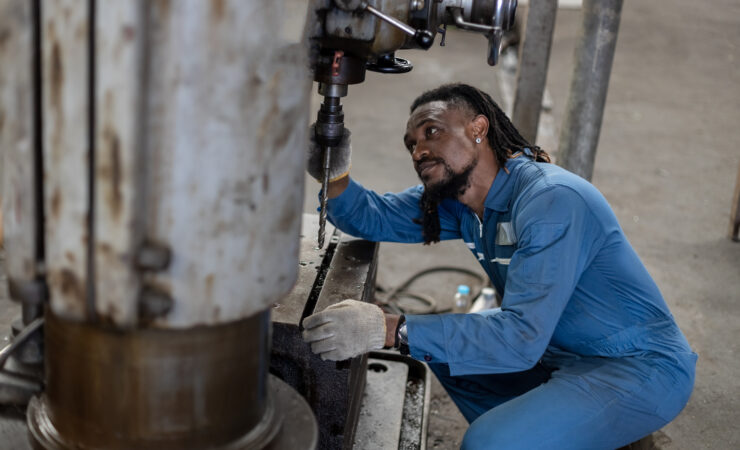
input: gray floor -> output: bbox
[304,1,740,448]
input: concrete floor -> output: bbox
[303,1,740,448]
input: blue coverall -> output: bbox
[326,154,696,449]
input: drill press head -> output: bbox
[307,0,518,141]
[306,1,517,249]
[307,0,517,74]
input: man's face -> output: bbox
[404,101,479,196]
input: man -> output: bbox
[302,84,696,449]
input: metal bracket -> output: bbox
[7,278,48,306]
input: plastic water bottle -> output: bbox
[453,284,471,313]
[469,287,496,313]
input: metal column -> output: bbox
[511,1,558,145]
[557,0,624,181]
[2,0,318,448]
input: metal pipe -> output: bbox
[362,2,416,36]
[557,0,623,180]
[0,317,43,369]
[511,1,557,144]
[450,7,494,33]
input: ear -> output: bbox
[471,114,489,138]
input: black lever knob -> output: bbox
[414,29,434,50]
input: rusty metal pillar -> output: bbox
[2,0,317,448]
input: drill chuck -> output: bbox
[315,96,345,147]
[315,83,348,147]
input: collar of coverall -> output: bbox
[482,155,528,213]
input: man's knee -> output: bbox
[461,416,509,450]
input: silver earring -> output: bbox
[475,137,482,144]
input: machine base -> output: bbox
[27,375,317,450]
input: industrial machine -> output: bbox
[307,0,517,247]
[0,1,519,449]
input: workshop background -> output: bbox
[302,0,740,448]
[0,0,737,449]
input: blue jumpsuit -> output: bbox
[325,155,696,449]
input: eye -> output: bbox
[425,126,439,138]
[404,139,416,153]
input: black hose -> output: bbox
[378,266,487,315]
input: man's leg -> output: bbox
[460,354,695,450]
[427,362,553,423]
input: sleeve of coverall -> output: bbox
[405,186,606,375]
[324,177,461,243]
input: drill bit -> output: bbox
[318,145,332,249]
[314,81,347,248]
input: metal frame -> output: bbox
[511,1,558,144]
[511,0,624,181]
[557,0,624,180]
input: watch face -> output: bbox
[399,323,408,343]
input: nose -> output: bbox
[411,143,429,162]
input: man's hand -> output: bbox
[307,124,351,183]
[302,299,386,361]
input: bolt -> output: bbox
[136,242,171,271]
[139,287,173,321]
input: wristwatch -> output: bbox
[396,315,409,356]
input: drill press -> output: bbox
[309,0,518,247]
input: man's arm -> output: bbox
[384,313,401,348]
[326,175,350,199]
[325,178,462,243]
[404,186,605,375]
[308,124,461,243]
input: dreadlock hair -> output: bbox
[410,83,551,244]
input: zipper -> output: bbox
[475,210,505,291]
[471,212,485,261]
[474,212,483,238]
[473,210,491,267]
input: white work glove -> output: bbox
[306,124,352,183]
[302,299,386,361]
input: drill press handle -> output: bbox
[360,1,435,50]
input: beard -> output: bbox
[415,158,476,244]
[417,157,477,202]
